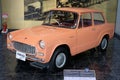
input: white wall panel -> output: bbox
[116,0,120,36]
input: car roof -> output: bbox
[52,8,102,14]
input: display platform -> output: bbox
[0,34,120,80]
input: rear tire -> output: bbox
[98,37,108,51]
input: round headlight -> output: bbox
[8,33,12,40]
[39,40,45,49]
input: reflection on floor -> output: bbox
[0,33,120,80]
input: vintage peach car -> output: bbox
[7,8,114,71]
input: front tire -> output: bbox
[55,52,67,68]
[49,47,69,72]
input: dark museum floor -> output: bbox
[0,33,120,80]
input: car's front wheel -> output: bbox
[55,52,67,68]
[49,47,70,72]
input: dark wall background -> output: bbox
[0,0,2,30]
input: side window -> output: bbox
[79,13,92,28]
[93,12,105,25]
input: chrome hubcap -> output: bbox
[101,38,107,50]
[55,53,66,68]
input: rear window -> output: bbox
[93,12,105,25]
[79,13,92,28]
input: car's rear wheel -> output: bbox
[49,47,70,72]
[98,37,108,51]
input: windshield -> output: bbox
[43,10,78,29]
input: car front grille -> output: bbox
[13,41,36,54]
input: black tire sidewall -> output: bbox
[48,47,69,72]
[99,37,108,52]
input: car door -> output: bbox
[77,12,97,54]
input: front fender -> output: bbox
[45,42,71,63]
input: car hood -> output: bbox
[11,25,73,45]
